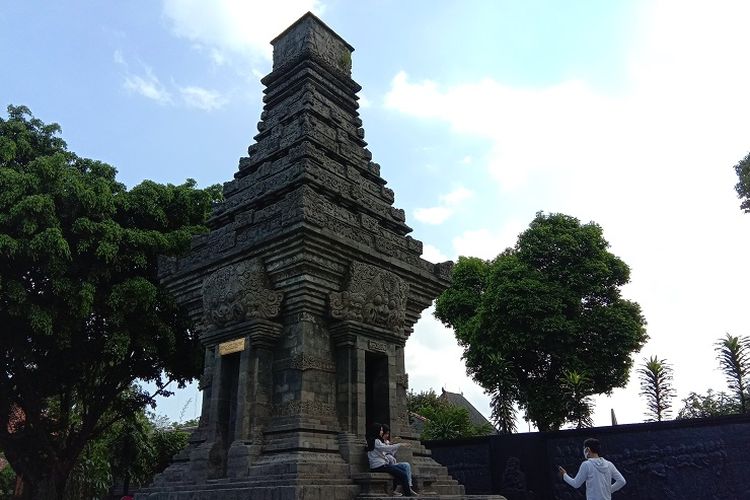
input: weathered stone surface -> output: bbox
[138,11,488,500]
[202,259,283,329]
[330,261,409,331]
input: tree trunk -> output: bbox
[24,466,69,500]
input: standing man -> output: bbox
[558,438,626,500]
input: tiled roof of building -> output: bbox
[440,389,497,433]
[408,411,428,435]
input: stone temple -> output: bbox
[138,12,503,500]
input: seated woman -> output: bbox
[366,423,417,497]
[381,424,398,465]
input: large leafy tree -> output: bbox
[637,355,675,421]
[714,333,750,413]
[435,212,648,431]
[0,105,221,499]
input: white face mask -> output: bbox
[583,448,589,459]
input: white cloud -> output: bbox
[440,186,474,206]
[123,68,173,105]
[452,229,507,260]
[413,186,474,226]
[162,0,324,64]
[116,50,172,104]
[180,86,228,111]
[449,216,527,261]
[461,155,473,165]
[386,72,613,191]
[357,93,372,109]
[396,0,750,425]
[210,48,227,66]
[113,49,125,66]
[421,244,448,264]
[116,51,226,111]
[413,206,453,225]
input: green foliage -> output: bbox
[420,405,478,441]
[676,389,741,419]
[146,416,191,478]
[0,105,221,499]
[0,461,16,499]
[406,389,443,416]
[733,151,750,212]
[62,408,190,499]
[637,355,675,422]
[406,390,495,440]
[714,333,750,413]
[435,212,648,431]
[64,437,112,500]
[561,370,594,429]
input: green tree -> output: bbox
[637,355,675,421]
[676,389,740,419]
[484,355,518,434]
[733,151,750,212]
[561,370,594,429]
[0,105,221,499]
[61,407,191,499]
[406,390,495,440]
[64,434,112,500]
[715,333,750,413]
[419,405,481,441]
[406,389,442,416]
[435,212,648,431]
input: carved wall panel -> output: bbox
[330,261,408,331]
[280,354,337,373]
[273,400,337,418]
[202,260,284,330]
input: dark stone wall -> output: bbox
[425,414,750,500]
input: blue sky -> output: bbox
[3,0,750,429]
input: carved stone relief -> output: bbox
[202,259,284,330]
[285,354,336,373]
[272,400,337,418]
[368,340,387,352]
[329,261,408,331]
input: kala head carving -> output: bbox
[202,259,283,329]
[329,261,409,331]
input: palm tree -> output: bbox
[484,354,518,433]
[637,356,675,421]
[490,391,517,434]
[561,370,594,428]
[715,333,750,413]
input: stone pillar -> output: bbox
[185,346,221,483]
[393,346,412,438]
[332,326,358,434]
[227,319,282,478]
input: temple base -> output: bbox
[135,432,505,500]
